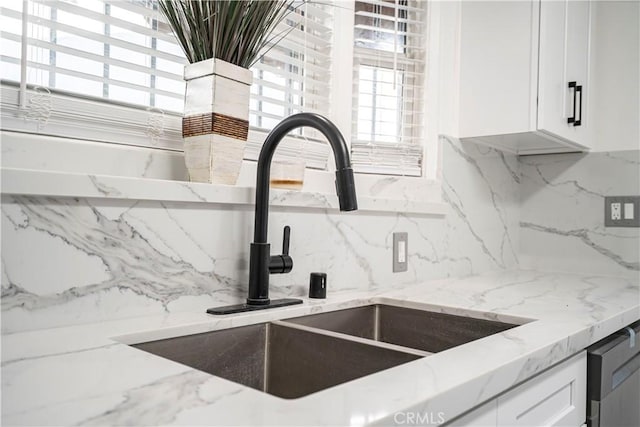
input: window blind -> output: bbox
[0,0,185,149]
[247,0,333,166]
[351,0,426,176]
[0,0,333,170]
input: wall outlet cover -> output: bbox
[392,232,408,273]
[605,196,640,227]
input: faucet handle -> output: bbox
[269,226,293,274]
[282,225,290,255]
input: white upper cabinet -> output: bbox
[538,0,591,147]
[454,0,594,154]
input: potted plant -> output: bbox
[159,0,293,185]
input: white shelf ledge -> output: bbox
[1,168,447,216]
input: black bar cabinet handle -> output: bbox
[574,85,583,126]
[567,81,577,124]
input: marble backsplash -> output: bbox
[519,149,640,278]
[3,137,638,334]
[1,138,520,333]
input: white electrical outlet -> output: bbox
[611,203,622,220]
[392,232,408,273]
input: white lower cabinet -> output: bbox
[497,351,586,426]
[446,400,497,426]
[446,351,586,427]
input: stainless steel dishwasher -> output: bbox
[587,320,640,427]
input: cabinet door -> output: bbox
[446,399,497,426]
[538,0,592,149]
[497,352,586,426]
[457,0,538,138]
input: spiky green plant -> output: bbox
[158,0,295,68]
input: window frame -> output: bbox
[350,0,427,178]
[1,0,447,207]
[325,0,442,202]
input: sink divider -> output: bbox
[271,320,432,358]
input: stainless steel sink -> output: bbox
[131,303,523,399]
[283,304,520,353]
[133,321,422,399]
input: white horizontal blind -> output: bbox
[351,0,426,176]
[0,0,184,149]
[0,0,333,169]
[246,0,333,167]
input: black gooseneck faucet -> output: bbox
[207,113,358,315]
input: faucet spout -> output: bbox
[248,113,358,305]
[254,113,357,243]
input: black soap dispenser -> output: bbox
[308,272,327,299]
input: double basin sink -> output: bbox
[132,303,523,399]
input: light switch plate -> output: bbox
[605,196,640,227]
[393,232,408,272]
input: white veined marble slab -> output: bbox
[1,270,638,426]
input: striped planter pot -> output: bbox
[182,59,252,185]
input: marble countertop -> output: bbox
[2,269,639,426]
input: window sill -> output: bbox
[1,168,447,216]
